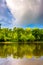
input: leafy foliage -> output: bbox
[0,27,43,42]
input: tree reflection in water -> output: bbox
[0,42,43,58]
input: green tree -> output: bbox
[32,28,40,41]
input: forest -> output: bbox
[0,27,43,42]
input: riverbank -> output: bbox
[0,41,43,44]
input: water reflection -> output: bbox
[0,42,43,58]
[0,57,43,65]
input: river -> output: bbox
[0,56,43,65]
[0,42,43,65]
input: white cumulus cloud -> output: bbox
[6,0,42,26]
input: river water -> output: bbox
[0,42,43,65]
[0,56,43,65]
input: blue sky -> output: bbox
[0,0,43,28]
[0,0,15,28]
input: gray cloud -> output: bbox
[6,0,43,26]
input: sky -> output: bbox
[0,0,43,28]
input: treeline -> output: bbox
[0,27,43,42]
